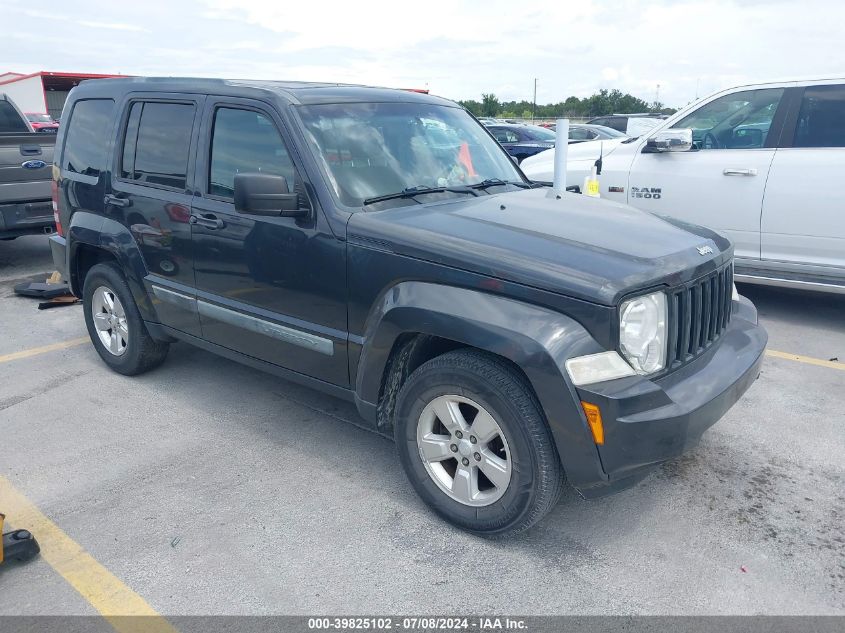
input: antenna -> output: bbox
[595,142,603,176]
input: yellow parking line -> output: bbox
[767,349,845,371]
[0,476,178,633]
[0,337,88,364]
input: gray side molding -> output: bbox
[197,300,334,356]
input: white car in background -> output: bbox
[522,78,845,294]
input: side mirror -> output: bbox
[643,128,694,153]
[234,173,307,217]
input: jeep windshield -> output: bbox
[297,102,525,208]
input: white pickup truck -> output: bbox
[522,78,845,294]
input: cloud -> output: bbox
[76,20,148,32]
[601,68,620,82]
[1,0,844,107]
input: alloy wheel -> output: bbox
[91,285,129,356]
[416,394,512,507]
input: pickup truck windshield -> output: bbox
[298,102,524,207]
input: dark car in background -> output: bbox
[487,123,556,162]
[25,112,59,133]
[587,113,667,136]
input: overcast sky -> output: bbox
[2,0,844,107]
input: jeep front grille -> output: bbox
[666,263,733,368]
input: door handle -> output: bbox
[723,168,757,176]
[189,213,225,230]
[103,194,131,207]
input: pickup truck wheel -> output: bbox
[82,263,169,375]
[394,349,564,535]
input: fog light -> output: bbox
[565,351,636,386]
[581,401,604,445]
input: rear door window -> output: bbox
[569,128,595,140]
[490,128,519,143]
[794,84,845,148]
[121,101,195,189]
[62,99,115,178]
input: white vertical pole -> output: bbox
[553,118,569,193]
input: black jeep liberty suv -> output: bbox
[49,78,767,535]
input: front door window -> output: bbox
[672,88,784,150]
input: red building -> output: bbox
[0,71,126,119]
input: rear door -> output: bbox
[109,93,204,336]
[760,83,845,280]
[626,87,788,262]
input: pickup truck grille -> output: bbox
[666,263,733,368]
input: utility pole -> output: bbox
[532,78,537,122]
[655,83,660,110]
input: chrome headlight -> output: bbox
[619,291,667,374]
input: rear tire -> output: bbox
[394,349,565,535]
[82,262,168,375]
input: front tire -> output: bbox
[82,263,169,376]
[394,349,565,535]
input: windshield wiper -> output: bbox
[363,185,478,206]
[468,178,531,191]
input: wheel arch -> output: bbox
[68,211,159,323]
[353,281,609,489]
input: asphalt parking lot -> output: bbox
[0,234,843,616]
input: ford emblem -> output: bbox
[21,160,47,170]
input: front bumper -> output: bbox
[574,296,767,498]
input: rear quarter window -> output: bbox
[0,101,30,133]
[62,99,115,179]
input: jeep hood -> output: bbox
[347,188,732,306]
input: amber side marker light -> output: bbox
[581,402,605,445]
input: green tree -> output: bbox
[458,99,482,116]
[481,93,500,117]
[458,89,673,120]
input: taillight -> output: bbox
[51,179,63,237]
